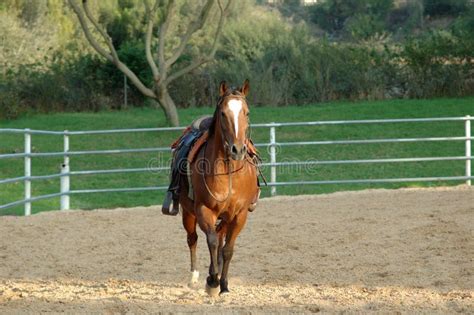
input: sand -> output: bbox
[0,186,473,314]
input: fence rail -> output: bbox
[0,116,472,215]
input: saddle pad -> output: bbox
[171,126,192,149]
[188,130,209,163]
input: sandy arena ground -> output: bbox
[0,186,473,314]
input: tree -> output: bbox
[68,0,233,126]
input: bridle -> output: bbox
[201,91,250,203]
[216,92,250,153]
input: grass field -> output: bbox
[1,97,473,216]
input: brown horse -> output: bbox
[178,80,259,296]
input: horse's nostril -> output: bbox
[231,145,239,155]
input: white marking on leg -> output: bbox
[228,99,242,136]
[190,270,199,283]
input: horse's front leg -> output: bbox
[196,204,220,296]
[220,209,248,295]
[216,221,228,276]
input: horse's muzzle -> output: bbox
[230,143,247,161]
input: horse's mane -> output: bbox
[208,88,245,137]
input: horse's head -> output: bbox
[215,79,250,161]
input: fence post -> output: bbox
[60,131,70,210]
[24,129,31,216]
[466,116,471,186]
[124,75,128,109]
[270,125,277,196]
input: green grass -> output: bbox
[1,97,473,216]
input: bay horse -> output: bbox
[178,80,259,296]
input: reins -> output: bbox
[200,91,249,203]
[201,141,235,203]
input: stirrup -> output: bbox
[162,191,179,216]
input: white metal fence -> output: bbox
[0,116,472,216]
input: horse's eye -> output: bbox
[221,112,225,117]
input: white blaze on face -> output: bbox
[228,99,243,136]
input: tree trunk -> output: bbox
[157,86,180,127]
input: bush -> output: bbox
[1,0,473,120]
[214,14,392,106]
[309,0,393,37]
[213,13,312,105]
[0,87,25,120]
[1,54,114,118]
[396,29,473,98]
[345,13,387,40]
[424,0,470,17]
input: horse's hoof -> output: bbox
[205,283,220,297]
[219,288,230,295]
[188,270,199,288]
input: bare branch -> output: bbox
[115,61,156,98]
[68,0,156,99]
[82,0,119,62]
[165,0,215,68]
[165,58,209,85]
[209,0,232,57]
[68,0,113,62]
[144,0,160,80]
[164,0,233,85]
[158,0,176,77]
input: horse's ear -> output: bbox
[219,81,228,97]
[240,79,250,96]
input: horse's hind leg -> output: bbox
[220,209,248,295]
[182,209,199,286]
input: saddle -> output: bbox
[162,115,260,216]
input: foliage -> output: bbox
[0,0,473,120]
[0,10,57,74]
[424,0,470,17]
[387,1,424,35]
[99,0,146,49]
[395,29,473,98]
[345,13,388,40]
[309,0,393,38]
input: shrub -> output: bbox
[397,29,473,97]
[345,13,387,40]
[0,87,25,120]
[309,0,393,37]
[424,0,470,17]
